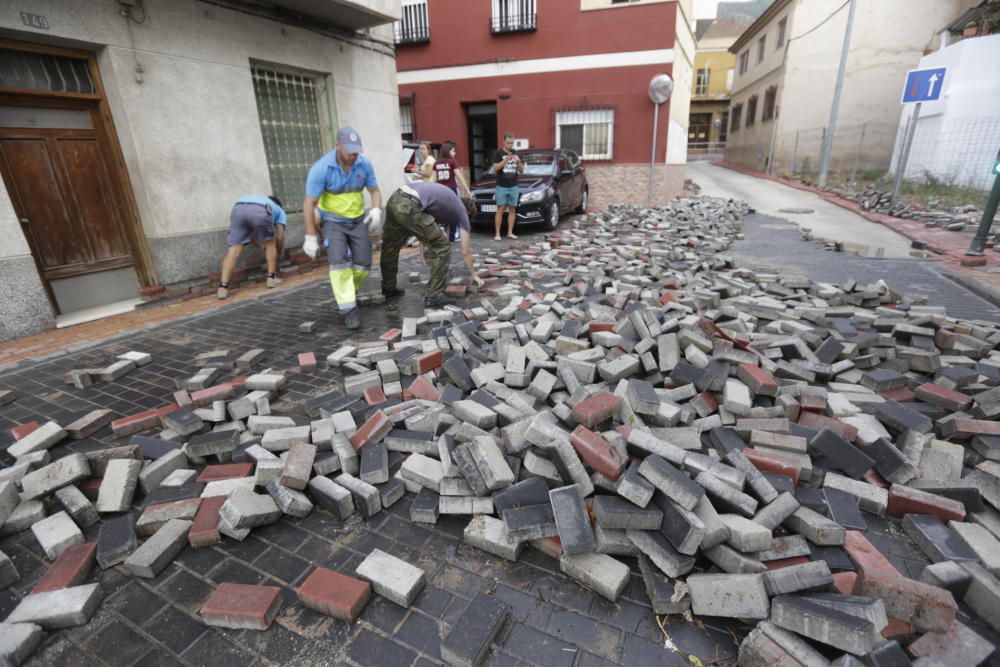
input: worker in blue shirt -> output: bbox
[217,194,285,299]
[302,127,383,329]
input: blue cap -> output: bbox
[337,127,363,154]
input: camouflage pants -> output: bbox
[381,191,451,297]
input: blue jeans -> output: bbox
[495,186,520,207]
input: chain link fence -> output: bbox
[728,116,1000,195]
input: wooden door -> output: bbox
[0,102,133,282]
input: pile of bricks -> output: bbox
[3,196,1000,666]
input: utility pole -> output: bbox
[966,151,1000,256]
[817,0,859,188]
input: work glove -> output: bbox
[364,207,383,235]
[302,234,319,259]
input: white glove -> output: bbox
[302,234,319,259]
[364,207,384,235]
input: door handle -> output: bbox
[19,218,29,225]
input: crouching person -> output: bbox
[380,182,483,308]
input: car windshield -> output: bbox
[519,154,556,177]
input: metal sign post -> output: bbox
[966,150,1000,256]
[891,67,948,207]
[647,74,673,207]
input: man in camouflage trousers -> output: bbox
[380,182,483,307]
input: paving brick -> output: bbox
[960,562,1000,633]
[349,411,391,451]
[65,409,114,440]
[200,582,282,630]
[334,473,382,519]
[784,506,845,546]
[136,497,200,536]
[31,541,96,595]
[570,392,621,429]
[907,619,995,667]
[31,511,84,561]
[888,484,966,523]
[627,528,695,578]
[307,476,355,520]
[570,426,628,482]
[688,573,769,619]
[6,584,102,629]
[0,621,43,666]
[441,592,508,667]
[853,568,957,633]
[902,514,977,564]
[123,518,191,578]
[96,514,137,568]
[770,594,878,655]
[95,459,142,513]
[560,551,630,602]
[464,515,523,561]
[762,561,833,596]
[355,548,426,607]
[297,567,371,622]
[592,495,661,531]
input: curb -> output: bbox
[934,266,1000,311]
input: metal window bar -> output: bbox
[394,0,430,44]
[0,49,95,94]
[492,0,537,33]
[399,103,413,135]
[695,69,709,96]
[556,109,613,160]
[251,66,326,213]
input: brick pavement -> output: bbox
[2,213,999,666]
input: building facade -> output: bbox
[724,0,980,177]
[0,0,402,341]
[688,19,744,160]
[395,0,695,210]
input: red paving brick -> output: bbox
[200,583,282,630]
[843,530,901,577]
[569,425,627,481]
[189,496,227,548]
[31,542,97,594]
[887,484,966,522]
[570,392,621,429]
[416,350,442,374]
[197,464,254,483]
[10,421,40,441]
[297,567,371,621]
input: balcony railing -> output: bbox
[394,0,430,44]
[491,0,537,34]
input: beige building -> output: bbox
[0,0,402,340]
[689,19,745,159]
[725,0,980,176]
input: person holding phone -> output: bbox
[490,132,524,241]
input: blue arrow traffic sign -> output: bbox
[901,67,947,103]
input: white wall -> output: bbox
[0,0,402,247]
[891,34,1000,190]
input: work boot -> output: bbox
[217,286,229,300]
[382,286,405,298]
[266,276,282,289]
[344,309,361,330]
[424,294,455,308]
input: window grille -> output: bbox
[777,18,787,48]
[556,109,614,160]
[746,95,758,127]
[762,87,777,122]
[395,0,430,44]
[0,49,94,94]
[492,0,537,33]
[731,104,743,132]
[400,102,414,140]
[251,65,328,213]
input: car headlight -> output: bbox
[520,190,545,203]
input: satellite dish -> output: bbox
[648,74,674,104]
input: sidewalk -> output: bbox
[714,161,1000,306]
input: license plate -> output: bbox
[480,204,497,213]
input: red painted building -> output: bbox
[395,0,695,207]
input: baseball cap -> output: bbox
[337,127,364,154]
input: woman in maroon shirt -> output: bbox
[432,141,471,240]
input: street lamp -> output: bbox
[966,149,1000,256]
[647,73,674,206]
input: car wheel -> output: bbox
[575,188,588,214]
[544,199,560,231]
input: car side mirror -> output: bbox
[560,169,574,177]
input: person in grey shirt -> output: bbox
[380,181,483,307]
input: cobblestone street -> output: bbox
[2,208,1000,666]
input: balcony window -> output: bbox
[731,104,742,132]
[395,0,430,44]
[746,95,758,127]
[492,0,537,34]
[695,68,710,96]
[762,86,777,122]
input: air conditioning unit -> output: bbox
[513,138,529,150]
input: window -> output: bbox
[738,51,749,75]
[777,18,787,48]
[251,65,329,213]
[695,68,710,96]
[746,95,758,127]
[762,86,777,122]
[556,109,614,160]
[757,36,766,63]
[719,111,729,142]
[395,0,430,44]
[492,0,537,33]
[730,104,742,132]
[0,48,95,94]
[400,101,414,140]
